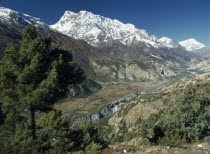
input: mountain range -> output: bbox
[0,7,207,55]
[51,10,168,48]
[0,7,209,86]
[51,10,208,52]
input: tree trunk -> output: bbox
[30,108,36,140]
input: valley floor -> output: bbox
[55,72,196,123]
[55,78,178,122]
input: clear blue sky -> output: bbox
[1,0,210,46]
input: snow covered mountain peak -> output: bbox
[63,10,95,18]
[0,7,50,30]
[158,37,182,48]
[179,38,206,51]
[51,10,167,48]
[63,11,76,16]
[79,10,94,15]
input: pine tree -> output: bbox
[0,25,85,140]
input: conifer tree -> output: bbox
[0,25,85,140]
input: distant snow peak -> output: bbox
[179,38,206,51]
[0,7,50,31]
[51,10,170,48]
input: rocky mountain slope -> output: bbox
[190,47,210,58]
[0,23,185,83]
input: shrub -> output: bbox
[157,129,187,146]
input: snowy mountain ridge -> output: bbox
[158,37,182,48]
[179,38,206,51]
[50,10,181,48]
[0,7,50,31]
[0,7,206,52]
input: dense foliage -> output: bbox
[156,83,210,145]
[104,82,210,147]
[0,25,109,153]
[0,109,107,153]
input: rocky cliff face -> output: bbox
[90,59,177,82]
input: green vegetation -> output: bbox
[0,103,4,126]
[0,25,209,153]
[0,25,84,138]
[103,82,210,147]
[156,83,210,145]
[0,25,108,153]
[157,129,187,146]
